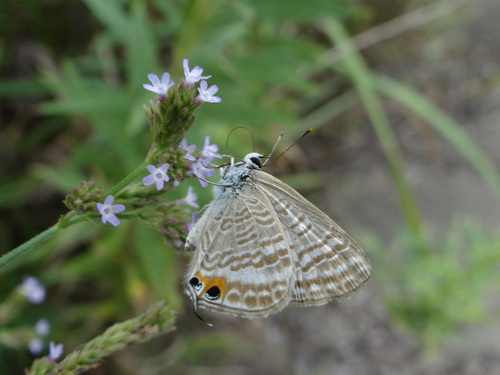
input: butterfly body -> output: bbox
[185,153,371,318]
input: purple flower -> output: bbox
[143,73,174,98]
[97,195,125,226]
[190,158,215,187]
[143,163,170,190]
[179,139,197,161]
[199,136,222,159]
[48,341,63,361]
[186,211,199,232]
[35,319,50,336]
[196,80,221,103]
[28,338,43,356]
[183,58,211,85]
[20,276,45,304]
[181,186,199,208]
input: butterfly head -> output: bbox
[218,153,266,186]
[243,152,266,169]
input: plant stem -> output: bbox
[108,160,149,196]
[0,161,149,270]
[0,213,91,271]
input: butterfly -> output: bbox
[184,151,371,319]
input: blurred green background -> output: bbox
[1,0,500,373]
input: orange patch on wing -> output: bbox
[193,272,228,297]
[204,277,227,295]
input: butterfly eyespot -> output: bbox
[205,286,221,300]
[189,277,203,291]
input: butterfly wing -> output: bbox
[253,170,371,306]
[184,182,295,318]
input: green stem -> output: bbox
[0,213,92,271]
[108,160,149,196]
[0,160,148,270]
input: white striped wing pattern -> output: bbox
[184,153,371,318]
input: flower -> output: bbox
[183,58,211,85]
[35,319,50,336]
[48,341,64,361]
[196,80,221,103]
[199,136,222,159]
[181,186,199,208]
[28,338,43,356]
[97,195,125,226]
[186,210,199,232]
[20,276,46,304]
[179,139,197,161]
[190,158,215,187]
[143,164,170,190]
[143,72,174,97]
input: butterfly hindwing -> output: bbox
[185,182,295,318]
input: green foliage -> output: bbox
[373,220,500,351]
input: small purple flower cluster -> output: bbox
[95,59,223,227]
[97,150,210,226]
[20,277,64,360]
[97,134,218,226]
[181,136,222,188]
[142,135,221,193]
[143,59,221,104]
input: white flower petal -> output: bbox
[111,204,125,214]
[147,74,160,85]
[104,195,114,205]
[107,214,120,226]
[143,175,155,186]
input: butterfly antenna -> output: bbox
[266,128,313,166]
[193,306,214,327]
[226,126,255,155]
[263,131,285,166]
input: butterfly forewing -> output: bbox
[185,183,295,318]
[254,171,371,305]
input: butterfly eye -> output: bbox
[205,286,221,300]
[189,277,203,291]
[249,157,262,169]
